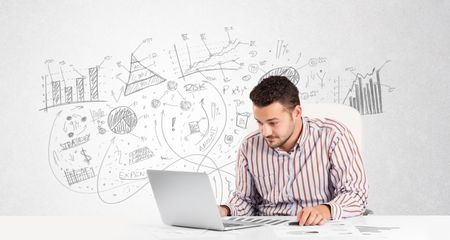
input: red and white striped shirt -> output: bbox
[225,116,368,220]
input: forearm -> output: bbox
[223,192,259,216]
[224,143,262,216]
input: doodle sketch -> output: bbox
[42,26,395,204]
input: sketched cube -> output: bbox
[189,121,200,134]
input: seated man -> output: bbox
[219,76,368,226]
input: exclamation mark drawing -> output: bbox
[211,103,216,120]
[172,117,176,131]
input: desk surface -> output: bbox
[0,215,449,240]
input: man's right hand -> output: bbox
[218,205,230,217]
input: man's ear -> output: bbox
[293,105,302,119]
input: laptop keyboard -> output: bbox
[227,217,290,226]
[223,222,244,227]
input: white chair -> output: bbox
[301,103,363,148]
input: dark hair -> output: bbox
[250,76,300,110]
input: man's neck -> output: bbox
[280,118,303,152]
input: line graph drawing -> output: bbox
[171,29,246,83]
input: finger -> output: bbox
[305,213,319,226]
[297,209,303,222]
[299,209,312,226]
[297,210,303,222]
[319,219,327,225]
[312,214,324,226]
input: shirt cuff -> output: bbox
[326,201,343,220]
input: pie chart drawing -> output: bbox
[107,106,138,134]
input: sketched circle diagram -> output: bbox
[259,66,300,85]
[107,106,138,134]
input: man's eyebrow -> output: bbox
[255,117,279,122]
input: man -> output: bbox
[219,76,368,226]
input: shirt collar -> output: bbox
[296,116,310,151]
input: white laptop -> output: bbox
[146,169,263,231]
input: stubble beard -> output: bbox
[265,123,295,149]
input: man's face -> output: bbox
[253,101,300,149]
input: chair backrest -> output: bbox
[245,103,363,148]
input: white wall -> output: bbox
[0,0,449,216]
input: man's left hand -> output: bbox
[297,205,331,226]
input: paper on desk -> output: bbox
[144,224,210,239]
[273,220,362,238]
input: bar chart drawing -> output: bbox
[41,65,105,111]
[89,67,99,101]
[343,61,390,115]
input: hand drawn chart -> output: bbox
[42,27,395,204]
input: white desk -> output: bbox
[0,215,449,240]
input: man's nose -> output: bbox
[260,124,272,137]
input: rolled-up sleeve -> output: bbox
[327,127,368,220]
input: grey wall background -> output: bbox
[0,0,449,216]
